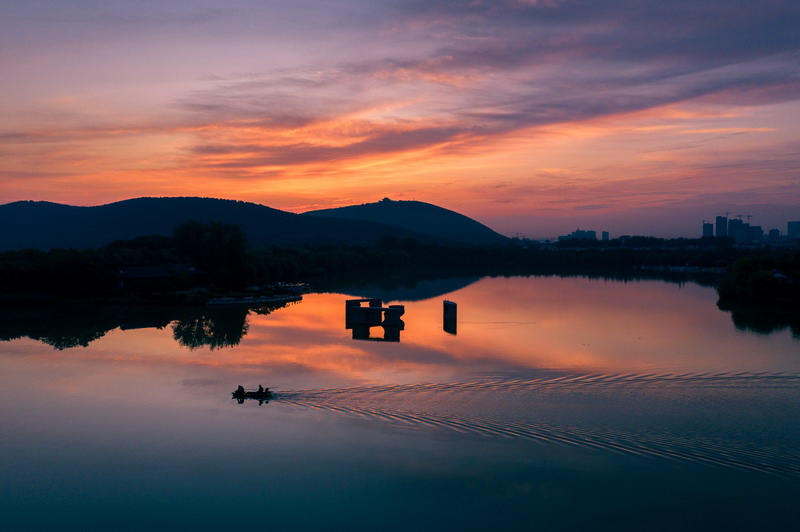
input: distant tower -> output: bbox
[702,222,714,238]
[715,216,728,238]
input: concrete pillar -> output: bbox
[443,300,457,335]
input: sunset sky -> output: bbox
[1,0,799,238]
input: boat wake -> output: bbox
[274,371,800,481]
[285,370,800,396]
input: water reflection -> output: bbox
[278,372,800,480]
[143,277,797,387]
[0,300,297,350]
[2,276,800,530]
[323,275,481,302]
[0,306,120,349]
[718,300,800,337]
[172,307,249,350]
[1,275,799,353]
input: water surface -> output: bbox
[1,276,798,530]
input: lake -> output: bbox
[1,275,799,531]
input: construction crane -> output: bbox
[714,211,732,217]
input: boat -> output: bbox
[232,385,273,400]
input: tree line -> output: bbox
[0,220,797,305]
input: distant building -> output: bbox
[728,218,745,241]
[602,231,609,241]
[789,221,800,240]
[702,222,714,238]
[715,216,728,238]
[558,229,597,241]
[748,225,764,242]
[768,229,780,242]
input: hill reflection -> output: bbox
[332,276,480,302]
[0,274,797,352]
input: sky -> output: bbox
[1,0,799,238]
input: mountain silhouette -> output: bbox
[0,197,454,251]
[304,198,507,244]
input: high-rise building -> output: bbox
[747,225,764,242]
[558,229,597,241]
[702,222,714,237]
[788,221,800,240]
[715,216,728,238]
[601,231,609,241]
[728,218,746,242]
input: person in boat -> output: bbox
[236,385,245,396]
[257,384,264,393]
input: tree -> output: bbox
[174,220,248,288]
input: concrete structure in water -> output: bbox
[345,298,405,342]
[443,300,457,335]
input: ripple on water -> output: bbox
[274,371,800,481]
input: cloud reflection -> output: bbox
[3,277,798,393]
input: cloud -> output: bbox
[157,0,799,174]
[1,0,798,234]
[194,126,467,168]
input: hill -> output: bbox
[0,197,447,251]
[304,198,507,245]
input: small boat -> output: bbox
[232,385,273,400]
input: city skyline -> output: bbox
[2,1,799,239]
[560,213,798,243]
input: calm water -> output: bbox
[1,276,799,531]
